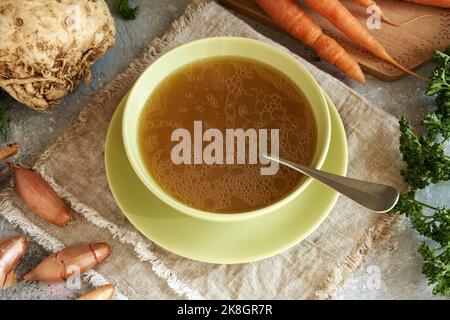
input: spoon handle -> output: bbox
[264,155,399,213]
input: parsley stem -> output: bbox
[416,200,440,211]
[432,242,450,253]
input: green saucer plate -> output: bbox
[105,93,348,264]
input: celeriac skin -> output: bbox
[0,0,116,111]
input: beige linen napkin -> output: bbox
[0,0,405,299]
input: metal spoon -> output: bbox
[263,155,399,213]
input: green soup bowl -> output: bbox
[122,37,331,222]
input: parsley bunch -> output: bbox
[392,47,450,296]
[118,0,139,20]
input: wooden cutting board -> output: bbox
[219,0,450,81]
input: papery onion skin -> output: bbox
[23,243,111,282]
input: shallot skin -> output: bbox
[2,271,17,290]
[0,236,29,289]
[77,284,116,300]
[12,164,72,227]
[23,243,111,282]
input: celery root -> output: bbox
[0,0,116,111]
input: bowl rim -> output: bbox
[122,36,331,222]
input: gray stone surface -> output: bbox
[0,0,448,300]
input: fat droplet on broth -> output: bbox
[138,57,317,213]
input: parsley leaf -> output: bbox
[399,118,450,189]
[423,113,450,142]
[118,0,139,20]
[419,243,450,296]
[427,48,450,120]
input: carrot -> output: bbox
[302,0,425,79]
[402,0,450,8]
[256,0,365,83]
[350,0,434,26]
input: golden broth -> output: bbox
[139,57,316,213]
